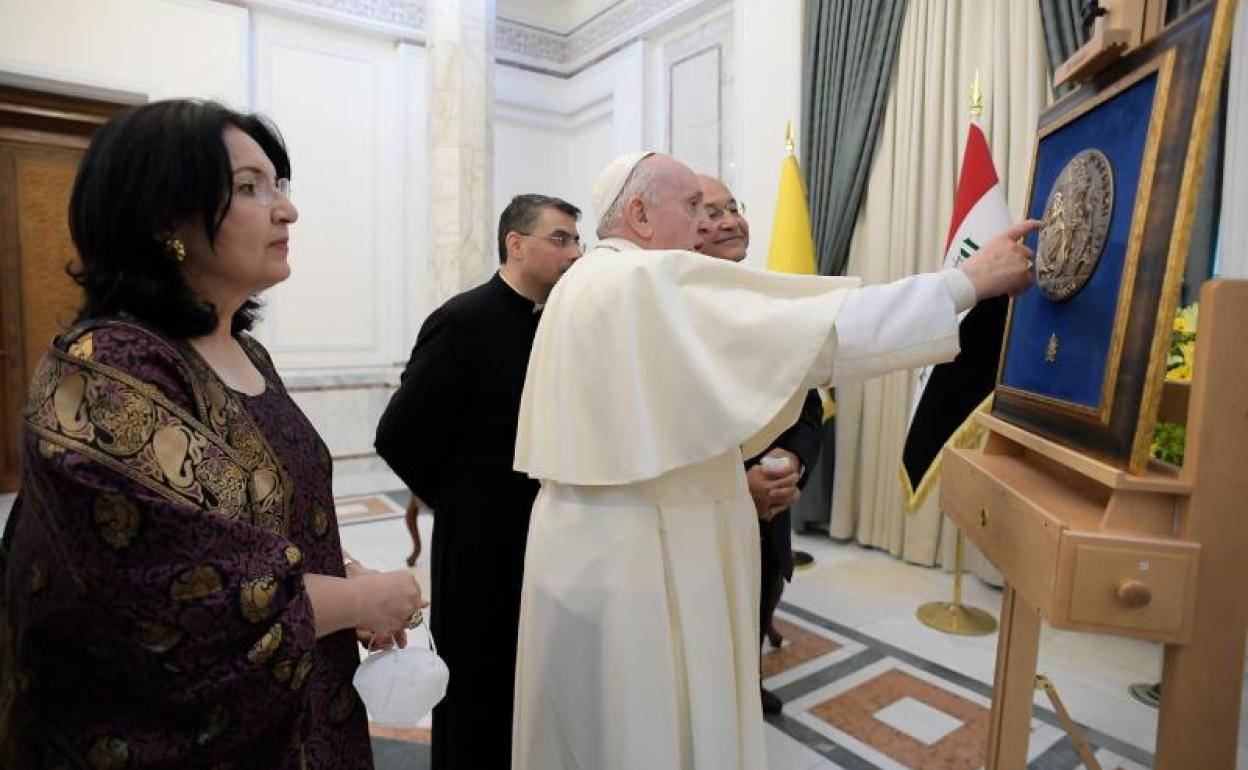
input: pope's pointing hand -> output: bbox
[959,219,1042,301]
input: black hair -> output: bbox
[68,98,291,338]
[497,194,581,263]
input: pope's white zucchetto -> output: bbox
[591,150,655,221]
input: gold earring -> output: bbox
[165,237,186,263]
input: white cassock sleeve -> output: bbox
[515,242,975,487]
[807,268,976,387]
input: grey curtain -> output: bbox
[801,0,908,279]
[1166,0,1201,22]
[791,0,908,532]
[1180,1,1225,302]
[1039,0,1089,82]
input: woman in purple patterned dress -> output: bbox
[0,100,421,769]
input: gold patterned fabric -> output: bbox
[2,318,369,769]
[23,324,292,533]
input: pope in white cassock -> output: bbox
[510,151,1040,770]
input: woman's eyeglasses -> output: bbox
[234,175,292,206]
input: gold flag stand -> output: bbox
[916,529,998,635]
[914,71,998,638]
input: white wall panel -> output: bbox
[567,111,615,221]
[734,0,801,269]
[496,119,574,202]
[668,46,721,176]
[646,8,733,185]
[399,43,433,352]
[251,12,405,369]
[494,41,644,240]
[0,0,247,104]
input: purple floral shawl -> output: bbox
[1,318,371,770]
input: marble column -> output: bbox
[428,0,495,303]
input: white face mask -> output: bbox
[353,630,449,727]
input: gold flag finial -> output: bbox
[969,70,984,117]
[785,120,795,155]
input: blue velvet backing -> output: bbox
[1001,73,1159,409]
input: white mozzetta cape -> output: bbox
[515,239,860,486]
[512,238,966,770]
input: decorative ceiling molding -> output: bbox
[495,0,620,35]
[496,20,566,63]
[564,0,683,62]
[284,0,424,28]
[230,0,730,75]
[239,0,426,39]
[496,0,729,76]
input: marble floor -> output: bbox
[338,490,1248,770]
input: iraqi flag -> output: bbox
[900,122,1012,509]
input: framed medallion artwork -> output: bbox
[993,1,1232,472]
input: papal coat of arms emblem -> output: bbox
[1035,149,1114,302]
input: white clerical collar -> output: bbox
[594,237,642,253]
[497,270,544,313]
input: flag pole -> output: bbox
[970,69,983,117]
[782,117,819,575]
[915,71,998,637]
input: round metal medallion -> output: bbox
[1035,149,1114,302]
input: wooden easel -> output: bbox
[1055,0,1168,86]
[942,279,1248,768]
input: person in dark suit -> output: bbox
[375,194,582,770]
[697,174,823,716]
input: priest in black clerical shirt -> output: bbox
[375,194,583,770]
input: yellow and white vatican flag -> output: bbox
[766,150,818,276]
[899,119,1011,509]
[766,126,834,420]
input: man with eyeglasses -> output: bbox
[376,194,582,770]
[696,174,821,717]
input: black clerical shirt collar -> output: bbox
[495,270,543,313]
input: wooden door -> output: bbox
[0,84,129,491]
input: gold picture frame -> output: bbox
[992,0,1235,472]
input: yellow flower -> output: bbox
[1178,303,1199,332]
[1167,360,1193,383]
[1166,303,1199,383]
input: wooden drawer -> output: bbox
[1054,532,1199,643]
[941,448,1065,615]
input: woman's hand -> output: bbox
[343,557,422,648]
[306,569,425,639]
[353,570,424,635]
[341,555,422,649]
[359,628,410,650]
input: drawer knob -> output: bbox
[979,509,990,527]
[1116,579,1151,609]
